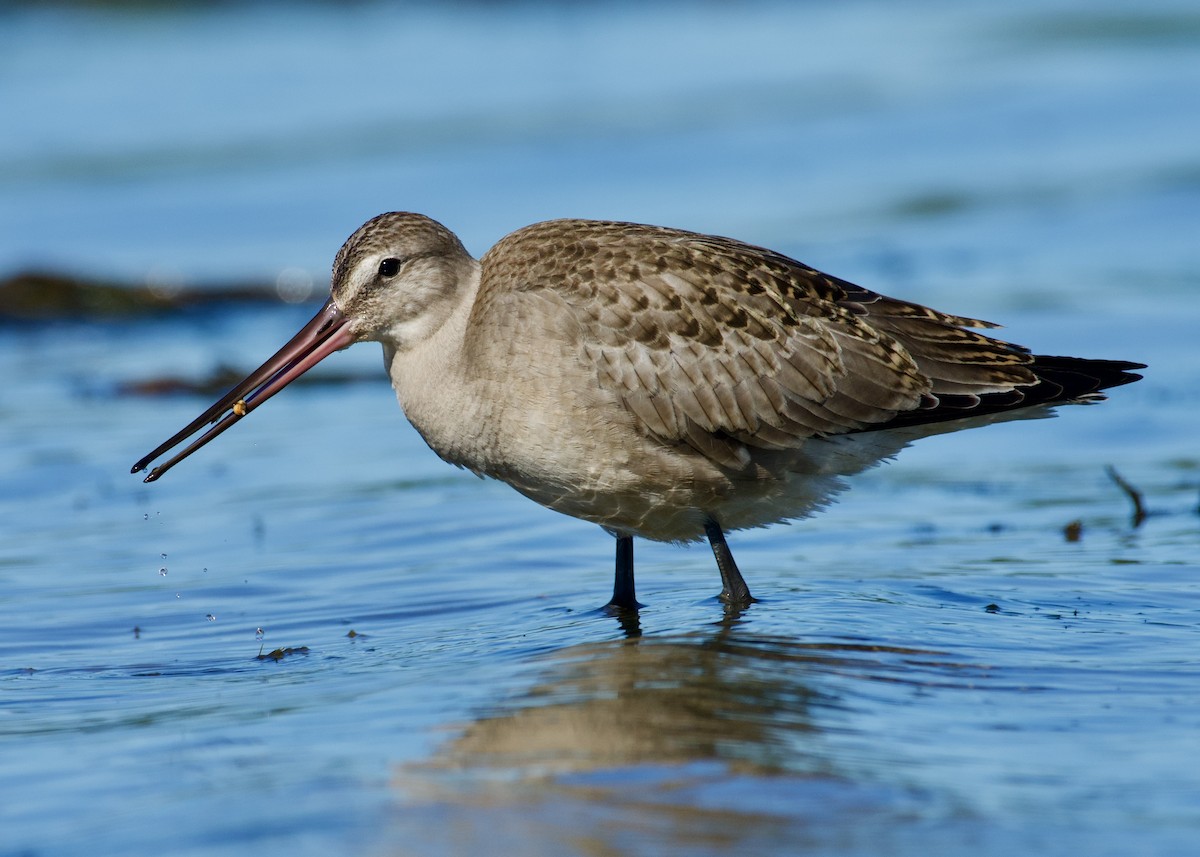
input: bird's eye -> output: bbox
[378,258,402,278]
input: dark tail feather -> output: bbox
[1025,355,1144,400]
[870,356,1145,432]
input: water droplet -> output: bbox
[160,552,167,560]
[202,568,208,574]
[143,513,150,521]
[206,614,216,622]
[255,628,265,641]
[158,567,168,576]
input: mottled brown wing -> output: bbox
[476,220,1034,470]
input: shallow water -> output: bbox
[2,1,1199,855]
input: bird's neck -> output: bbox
[381,261,494,467]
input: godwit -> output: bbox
[133,213,1143,608]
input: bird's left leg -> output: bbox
[606,534,642,610]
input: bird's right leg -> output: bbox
[705,519,755,606]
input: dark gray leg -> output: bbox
[606,535,642,610]
[705,519,754,605]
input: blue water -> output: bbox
[2,2,1199,855]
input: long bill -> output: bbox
[131,298,355,483]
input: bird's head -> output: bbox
[131,212,472,482]
[330,212,477,349]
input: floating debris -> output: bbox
[1063,519,1083,542]
[256,646,310,662]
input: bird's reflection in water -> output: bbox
[445,619,837,774]
[389,621,965,853]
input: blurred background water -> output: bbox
[1,1,1198,855]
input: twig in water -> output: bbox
[1106,465,1146,528]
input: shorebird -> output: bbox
[133,213,1143,608]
